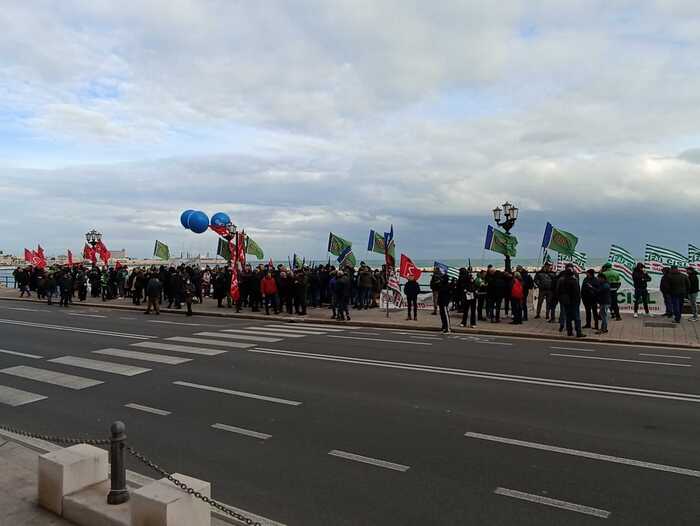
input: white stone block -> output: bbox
[131,473,211,526]
[38,443,109,515]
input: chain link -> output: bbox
[0,423,110,446]
[127,446,261,526]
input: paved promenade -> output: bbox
[1,287,698,348]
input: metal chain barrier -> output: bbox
[0,423,110,446]
[127,445,261,526]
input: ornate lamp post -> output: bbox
[492,201,519,273]
[85,229,102,248]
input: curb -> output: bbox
[1,294,698,350]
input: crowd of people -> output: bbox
[11,259,698,335]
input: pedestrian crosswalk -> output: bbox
[0,322,347,407]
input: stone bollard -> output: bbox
[38,444,109,515]
[131,473,211,526]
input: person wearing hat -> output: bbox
[632,262,652,318]
[687,266,699,321]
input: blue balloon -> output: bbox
[210,212,231,227]
[188,211,210,234]
[180,210,195,229]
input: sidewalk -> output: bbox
[1,288,698,349]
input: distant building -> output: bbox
[111,249,127,259]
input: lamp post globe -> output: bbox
[85,229,102,248]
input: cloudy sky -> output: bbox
[1,1,699,261]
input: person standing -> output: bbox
[534,263,555,319]
[437,274,452,333]
[183,276,195,316]
[632,263,652,318]
[476,270,487,321]
[430,269,442,316]
[687,266,699,322]
[581,269,600,330]
[334,270,350,321]
[601,263,622,321]
[597,273,611,334]
[144,273,162,315]
[404,275,420,321]
[519,266,533,322]
[667,265,690,324]
[261,271,279,315]
[659,267,673,317]
[509,272,524,325]
[58,268,74,308]
[358,264,373,310]
[557,264,585,337]
[459,271,477,328]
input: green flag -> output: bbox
[485,226,517,257]
[217,238,231,261]
[367,230,386,254]
[328,232,352,256]
[153,240,170,260]
[245,236,264,259]
[542,222,578,256]
[339,248,357,268]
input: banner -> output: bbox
[328,232,352,257]
[644,243,687,274]
[246,236,264,259]
[153,240,170,260]
[24,249,32,263]
[236,232,247,265]
[484,225,517,257]
[217,238,231,261]
[337,246,357,268]
[434,261,460,280]
[689,244,700,272]
[94,240,110,264]
[557,250,587,274]
[367,230,386,254]
[384,225,396,268]
[541,222,578,256]
[607,244,635,286]
[399,254,422,280]
[33,245,46,269]
[83,244,97,265]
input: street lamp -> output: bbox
[492,201,519,273]
[85,229,102,248]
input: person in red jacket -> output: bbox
[510,272,524,324]
[260,271,279,315]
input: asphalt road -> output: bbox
[0,298,698,525]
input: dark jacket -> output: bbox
[555,272,581,306]
[688,270,699,294]
[632,269,652,290]
[404,280,420,299]
[146,277,162,298]
[437,275,452,306]
[581,276,600,302]
[667,270,690,297]
[598,281,611,305]
[534,269,554,291]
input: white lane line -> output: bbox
[494,487,610,519]
[148,320,203,327]
[466,432,700,478]
[550,353,692,368]
[125,403,171,416]
[0,306,45,312]
[131,342,226,356]
[352,331,380,336]
[0,365,103,389]
[166,337,255,349]
[211,423,271,440]
[468,341,513,346]
[551,346,596,353]
[0,385,47,406]
[49,356,151,376]
[328,450,410,472]
[66,313,107,318]
[639,353,693,360]
[226,329,306,338]
[120,317,137,320]
[0,348,42,359]
[0,318,154,339]
[93,348,192,365]
[194,332,282,343]
[251,327,326,336]
[174,381,302,406]
[250,348,700,403]
[294,323,363,330]
[327,335,432,346]
[264,324,341,333]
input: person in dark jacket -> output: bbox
[556,265,585,337]
[534,263,555,319]
[429,269,442,315]
[404,275,421,321]
[437,274,452,333]
[632,263,652,317]
[581,269,600,330]
[459,271,477,328]
[183,276,195,316]
[486,267,507,323]
[597,273,611,334]
[687,267,699,322]
[58,268,74,307]
[519,267,534,322]
[668,266,690,323]
[144,274,162,314]
[659,267,672,317]
[334,271,350,321]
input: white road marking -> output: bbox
[125,403,171,416]
[49,356,151,376]
[194,331,282,343]
[0,318,153,339]
[0,348,42,359]
[226,329,306,338]
[66,313,107,318]
[0,306,44,312]
[327,335,432,346]
[294,323,363,330]
[148,320,203,327]
[466,432,700,478]
[250,348,700,403]
[493,487,610,519]
[264,324,341,333]
[0,385,47,406]
[251,326,326,335]
[0,365,103,389]
[550,353,692,368]
[639,353,692,360]
[120,317,137,320]
[211,423,271,440]
[93,348,191,365]
[166,336,255,349]
[467,341,513,346]
[352,331,380,336]
[328,450,410,472]
[174,381,302,406]
[551,346,596,353]
[131,342,226,356]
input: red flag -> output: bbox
[32,245,47,269]
[399,253,422,281]
[24,249,33,263]
[94,241,111,264]
[230,267,240,301]
[209,224,229,237]
[67,250,73,267]
[37,245,45,260]
[115,260,123,270]
[237,232,246,265]
[83,244,97,265]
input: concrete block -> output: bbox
[62,480,130,526]
[132,473,211,526]
[38,444,108,515]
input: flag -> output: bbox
[399,254,422,280]
[556,250,587,273]
[24,249,32,263]
[33,245,46,269]
[384,225,395,268]
[83,244,97,265]
[644,243,687,274]
[94,240,111,264]
[367,230,386,254]
[209,224,229,237]
[607,244,635,286]
[542,251,553,266]
[328,232,353,257]
[293,253,303,270]
[337,246,357,268]
[690,244,700,272]
[268,257,275,269]
[387,266,401,294]
[217,238,231,261]
[236,232,247,265]
[541,222,578,256]
[230,267,240,301]
[67,250,73,267]
[153,240,170,260]
[434,261,460,280]
[484,225,517,257]
[245,236,264,259]
[37,245,45,260]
